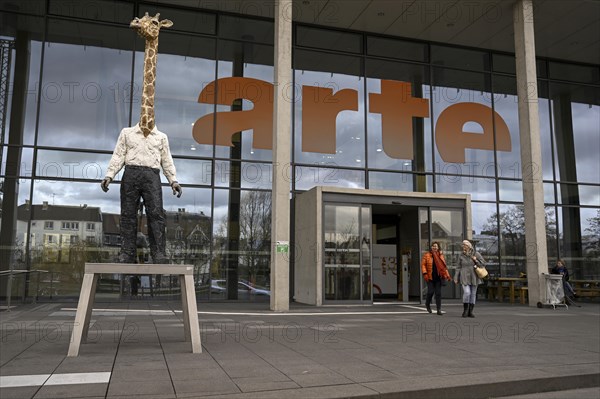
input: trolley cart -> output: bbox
[537,273,568,309]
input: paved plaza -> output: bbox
[1,300,599,399]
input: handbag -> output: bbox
[475,266,488,279]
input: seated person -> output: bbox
[551,259,577,301]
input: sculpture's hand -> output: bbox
[172,181,182,198]
[101,177,112,192]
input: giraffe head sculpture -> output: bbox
[130,13,173,137]
[130,12,173,41]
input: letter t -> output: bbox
[369,80,429,160]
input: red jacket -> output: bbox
[421,252,451,282]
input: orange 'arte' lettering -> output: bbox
[302,86,358,154]
[369,80,429,160]
[193,77,512,162]
[435,103,511,163]
[193,77,274,149]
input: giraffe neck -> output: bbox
[140,38,158,137]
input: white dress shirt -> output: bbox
[105,124,178,185]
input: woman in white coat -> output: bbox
[454,240,486,317]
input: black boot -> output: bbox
[426,303,432,313]
[462,303,469,318]
[468,303,475,318]
[436,308,443,315]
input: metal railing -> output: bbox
[1,269,48,311]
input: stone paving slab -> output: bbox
[0,300,598,399]
[230,375,299,392]
[495,387,600,399]
[33,382,108,399]
[1,386,40,399]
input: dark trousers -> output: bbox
[563,281,575,298]
[130,277,140,296]
[120,165,167,263]
[426,280,442,310]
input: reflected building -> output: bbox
[17,202,103,264]
[0,0,598,304]
[165,208,211,270]
[102,213,126,250]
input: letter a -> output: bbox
[193,77,274,149]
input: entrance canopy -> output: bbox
[293,186,471,306]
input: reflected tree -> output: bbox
[66,240,103,282]
[483,205,557,275]
[483,206,525,273]
[30,239,103,296]
[336,219,358,265]
[330,216,360,300]
[214,191,272,290]
[584,210,600,257]
[582,210,600,279]
[239,191,271,287]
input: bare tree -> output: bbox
[483,206,525,269]
[584,210,600,257]
[483,205,557,274]
[239,191,271,286]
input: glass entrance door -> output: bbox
[420,207,465,301]
[323,204,372,302]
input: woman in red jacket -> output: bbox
[421,242,452,315]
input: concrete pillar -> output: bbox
[513,0,548,306]
[270,0,292,311]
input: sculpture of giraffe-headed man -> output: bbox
[130,12,172,137]
[101,13,182,264]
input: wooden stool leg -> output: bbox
[183,275,202,353]
[68,273,97,357]
[180,275,190,342]
[82,274,99,342]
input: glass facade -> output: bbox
[1,1,598,302]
